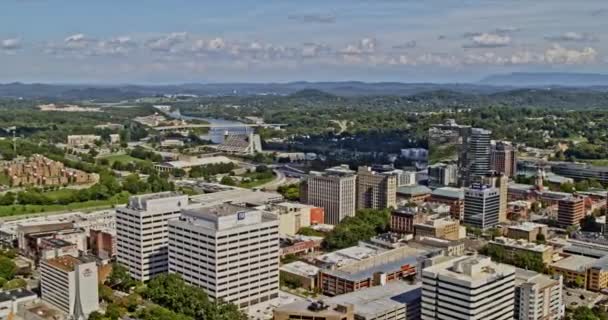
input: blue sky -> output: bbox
[1,0,607,83]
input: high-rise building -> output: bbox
[304,165,357,225]
[476,171,509,223]
[491,141,517,177]
[356,166,397,210]
[557,196,585,228]
[421,255,515,320]
[40,255,99,319]
[514,268,564,320]
[168,204,279,308]
[463,183,500,230]
[116,192,188,281]
[427,163,458,187]
[461,128,492,185]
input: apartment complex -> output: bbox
[414,217,464,241]
[506,222,549,242]
[488,237,554,265]
[390,207,427,234]
[116,192,187,281]
[168,204,279,308]
[40,255,99,319]
[514,268,564,320]
[271,202,322,236]
[421,255,515,320]
[1,154,99,187]
[66,134,101,147]
[557,196,585,228]
[429,187,465,220]
[491,141,517,178]
[356,166,397,210]
[304,165,357,225]
[463,183,500,230]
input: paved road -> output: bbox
[258,169,299,191]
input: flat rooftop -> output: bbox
[515,268,559,289]
[490,237,551,252]
[44,255,96,272]
[431,187,464,199]
[550,255,597,273]
[327,282,421,318]
[280,261,320,278]
[422,255,515,286]
[0,288,36,303]
[190,189,283,207]
[508,222,547,232]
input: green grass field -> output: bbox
[0,192,130,218]
[581,159,608,166]
[100,154,146,165]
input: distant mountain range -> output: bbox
[480,72,608,87]
[1,72,608,101]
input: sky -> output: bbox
[1,0,608,84]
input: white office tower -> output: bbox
[168,204,280,308]
[514,269,564,320]
[116,192,188,281]
[462,128,492,185]
[40,255,99,319]
[305,165,357,225]
[463,183,500,230]
[421,255,515,320]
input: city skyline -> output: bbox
[2,0,608,83]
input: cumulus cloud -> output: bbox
[340,38,377,55]
[301,42,330,58]
[544,44,597,64]
[464,33,511,48]
[287,13,336,24]
[545,32,598,43]
[1,38,21,50]
[145,32,188,53]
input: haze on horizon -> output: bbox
[1,0,608,84]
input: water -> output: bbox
[167,109,251,143]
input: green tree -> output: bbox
[107,263,136,292]
[3,278,26,290]
[220,176,236,186]
[0,257,16,280]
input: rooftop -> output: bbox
[422,255,515,286]
[397,185,432,196]
[490,237,552,252]
[431,187,464,200]
[514,268,559,290]
[44,255,96,272]
[157,156,235,169]
[190,189,283,207]
[327,282,421,318]
[550,255,597,273]
[508,222,547,232]
[280,261,320,278]
[0,288,37,303]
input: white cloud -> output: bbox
[545,32,598,42]
[145,32,188,53]
[1,38,21,50]
[340,38,377,55]
[544,44,597,64]
[464,33,511,48]
[287,13,336,24]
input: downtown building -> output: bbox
[303,165,357,225]
[491,141,517,178]
[40,255,99,319]
[463,183,500,230]
[461,128,492,186]
[116,192,188,281]
[474,171,509,223]
[421,255,515,320]
[168,204,280,308]
[557,196,585,228]
[514,268,564,320]
[356,166,397,210]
